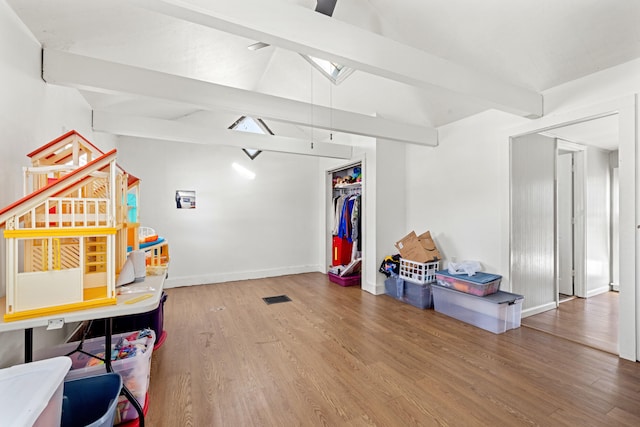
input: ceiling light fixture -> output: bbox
[248,41,270,51]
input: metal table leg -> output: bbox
[24,328,33,363]
[104,318,145,427]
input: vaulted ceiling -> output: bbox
[7,0,639,154]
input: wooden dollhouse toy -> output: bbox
[0,131,167,322]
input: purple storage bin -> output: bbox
[328,272,361,287]
[86,292,168,349]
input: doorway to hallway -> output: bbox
[521,291,618,354]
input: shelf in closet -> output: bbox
[333,182,362,191]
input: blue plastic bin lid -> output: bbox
[435,270,502,284]
[433,284,523,304]
[481,290,524,304]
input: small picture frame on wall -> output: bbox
[175,190,196,209]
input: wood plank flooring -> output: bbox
[521,291,618,354]
[146,273,640,426]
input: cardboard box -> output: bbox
[395,231,440,263]
[417,231,441,261]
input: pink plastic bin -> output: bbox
[328,272,361,287]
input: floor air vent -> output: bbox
[262,295,292,305]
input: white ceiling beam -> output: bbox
[43,49,437,146]
[92,111,353,159]
[131,0,543,119]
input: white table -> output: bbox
[0,269,167,427]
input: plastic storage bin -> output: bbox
[87,291,168,349]
[35,330,155,424]
[61,373,122,427]
[432,284,523,334]
[0,356,71,427]
[435,270,501,296]
[385,276,433,309]
[117,394,149,427]
[328,272,361,287]
[399,259,439,284]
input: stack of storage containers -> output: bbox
[384,260,440,309]
[386,230,442,309]
[35,329,156,425]
[432,270,524,334]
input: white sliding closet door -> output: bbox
[557,152,574,296]
[585,147,611,297]
[510,134,557,315]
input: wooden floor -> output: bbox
[521,291,618,355]
[147,273,640,426]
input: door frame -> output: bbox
[325,158,366,290]
[508,95,637,361]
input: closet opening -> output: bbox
[326,162,363,287]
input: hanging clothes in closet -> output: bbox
[331,192,361,266]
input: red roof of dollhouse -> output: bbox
[127,173,140,187]
[27,130,104,159]
[26,130,140,187]
[0,149,118,227]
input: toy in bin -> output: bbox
[379,254,400,277]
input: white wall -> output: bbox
[116,137,323,287]
[406,111,525,286]
[0,0,117,368]
[374,139,406,293]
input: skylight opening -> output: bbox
[242,148,261,160]
[229,116,274,160]
[301,54,355,85]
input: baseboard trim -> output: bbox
[164,264,323,288]
[522,301,557,318]
[587,286,611,298]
